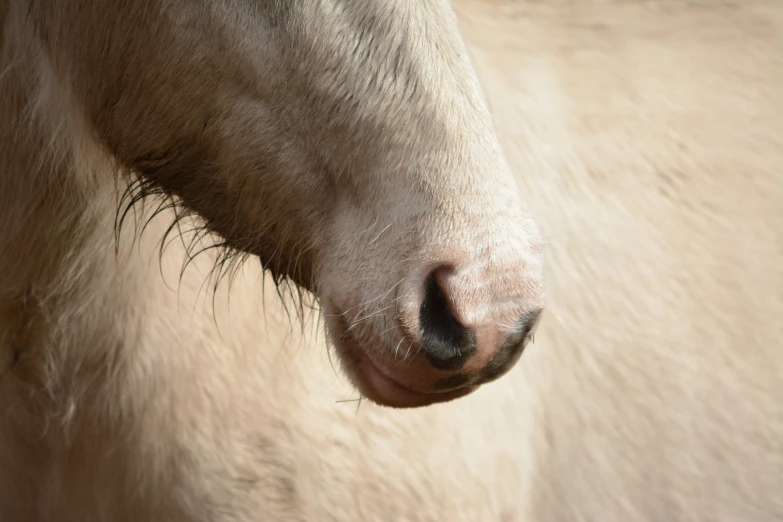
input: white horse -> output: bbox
[1,0,781,520]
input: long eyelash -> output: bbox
[113,171,317,332]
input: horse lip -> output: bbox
[327,303,478,408]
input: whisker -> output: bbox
[368,223,393,244]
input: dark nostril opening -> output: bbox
[419,273,476,371]
[479,309,542,384]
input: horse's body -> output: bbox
[1,0,781,521]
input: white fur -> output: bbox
[1,0,782,521]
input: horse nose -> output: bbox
[419,274,477,370]
[418,266,543,375]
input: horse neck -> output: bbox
[1,23,213,403]
[1,44,118,297]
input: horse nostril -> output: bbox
[478,309,542,384]
[418,272,477,371]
